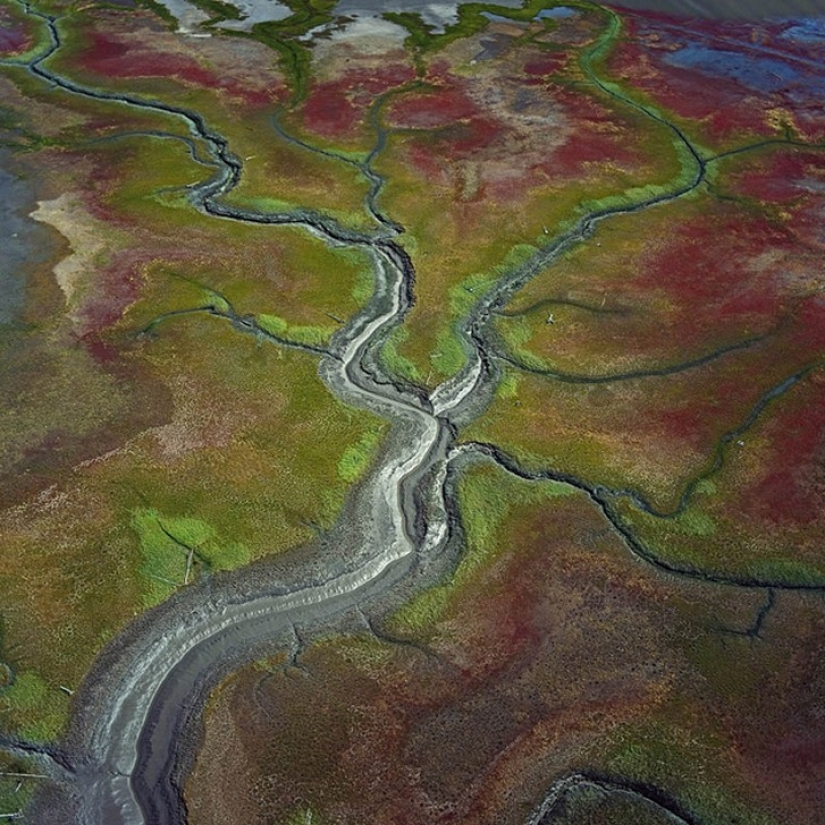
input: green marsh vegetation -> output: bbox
[42,12,380,226]
[390,462,576,637]
[247,0,338,105]
[0,672,69,742]
[0,127,386,739]
[0,753,39,819]
[0,316,388,737]
[132,509,252,606]
[603,720,780,825]
[368,6,692,387]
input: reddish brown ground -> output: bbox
[479,136,825,506]
[186,495,684,825]
[0,5,34,55]
[62,10,286,109]
[186,477,825,824]
[609,37,773,143]
[700,367,825,536]
[301,65,417,139]
[384,51,648,200]
[608,11,825,146]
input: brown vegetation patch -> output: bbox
[187,492,686,824]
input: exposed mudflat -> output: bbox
[0,151,52,325]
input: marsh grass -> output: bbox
[390,463,575,635]
[0,672,68,741]
[605,721,778,825]
[336,422,387,483]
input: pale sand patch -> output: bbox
[751,248,788,274]
[30,193,107,307]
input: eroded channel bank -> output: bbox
[5,2,825,824]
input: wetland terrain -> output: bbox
[1,1,825,823]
